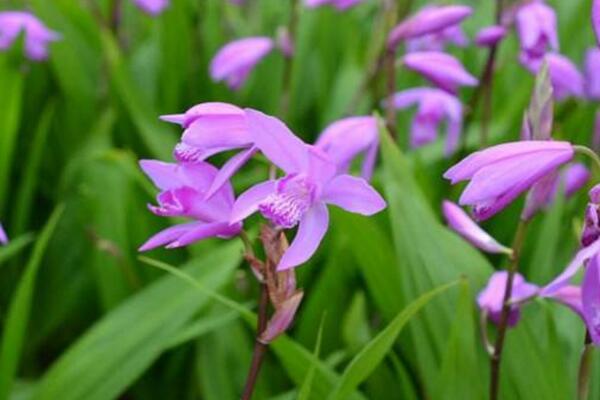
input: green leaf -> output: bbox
[33,243,242,400]
[0,234,35,267]
[0,205,64,400]
[165,309,241,350]
[328,280,460,400]
[297,314,326,400]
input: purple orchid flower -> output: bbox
[593,0,600,46]
[585,48,600,101]
[304,0,365,11]
[315,116,379,180]
[475,25,507,47]
[138,160,241,251]
[444,141,575,221]
[582,251,600,344]
[387,5,472,50]
[0,11,60,61]
[542,53,585,101]
[478,271,539,326]
[442,201,512,255]
[389,87,463,155]
[160,102,257,198]
[582,185,600,248]
[230,109,386,270]
[210,37,274,90]
[401,51,478,94]
[0,223,8,245]
[515,0,559,70]
[132,0,169,15]
[406,25,469,53]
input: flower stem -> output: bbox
[575,145,600,173]
[241,281,269,400]
[489,219,528,400]
[578,331,594,400]
[279,0,300,120]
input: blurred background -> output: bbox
[0,0,599,399]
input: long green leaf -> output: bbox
[0,205,64,400]
[328,280,460,400]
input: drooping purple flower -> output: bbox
[442,201,512,254]
[444,141,575,220]
[593,0,600,46]
[304,0,365,10]
[387,5,472,50]
[315,116,378,180]
[210,37,274,90]
[132,0,169,15]
[563,163,591,197]
[0,11,60,61]
[475,25,507,47]
[585,48,600,100]
[138,160,241,251]
[581,185,600,248]
[402,51,478,94]
[543,53,585,101]
[515,0,559,70]
[582,252,600,344]
[160,102,257,197]
[0,223,8,245]
[406,25,469,53]
[230,109,386,270]
[389,87,463,155]
[477,271,539,326]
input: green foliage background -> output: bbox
[0,0,598,399]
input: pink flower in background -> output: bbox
[387,5,472,50]
[304,0,365,11]
[442,201,512,255]
[541,53,584,100]
[515,0,559,69]
[389,87,463,155]
[132,0,169,15]
[138,161,241,251]
[210,37,274,90]
[585,48,600,100]
[230,109,386,270]
[402,51,478,94]
[0,223,8,245]
[0,11,60,61]
[444,141,574,220]
[593,0,600,46]
[478,272,539,326]
[160,102,257,197]
[315,116,379,180]
[475,25,507,47]
[406,25,469,53]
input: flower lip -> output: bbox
[258,174,316,228]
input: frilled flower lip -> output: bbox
[387,5,472,50]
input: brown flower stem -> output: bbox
[489,219,528,400]
[578,331,594,400]
[241,282,269,400]
[279,0,300,120]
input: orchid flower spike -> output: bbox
[160,102,257,198]
[0,11,60,61]
[405,25,469,53]
[387,5,472,51]
[0,223,8,245]
[475,25,507,47]
[444,141,575,221]
[585,48,600,101]
[138,160,242,251]
[230,109,386,270]
[515,0,559,70]
[304,0,365,11]
[593,0,600,46]
[210,37,274,90]
[442,201,512,255]
[401,51,478,94]
[315,116,379,180]
[389,87,463,155]
[132,0,169,15]
[478,272,539,327]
